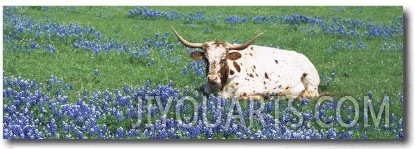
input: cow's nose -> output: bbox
[207,75,219,84]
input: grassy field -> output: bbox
[3,6,403,139]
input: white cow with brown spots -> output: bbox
[172,27,320,100]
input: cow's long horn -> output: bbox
[228,33,263,50]
[171,27,204,49]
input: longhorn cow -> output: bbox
[172,27,320,100]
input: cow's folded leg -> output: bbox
[299,90,318,99]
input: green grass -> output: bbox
[3,6,403,139]
[5,6,403,98]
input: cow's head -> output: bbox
[172,27,263,87]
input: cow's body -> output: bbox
[171,27,320,100]
[207,44,320,99]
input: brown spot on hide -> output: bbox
[219,66,229,91]
[236,83,239,86]
[230,70,235,75]
[264,73,269,79]
[301,73,309,90]
[275,60,278,64]
[210,61,216,70]
[251,47,254,50]
[233,61,241,72]
[249,74,254,78]
[249,53,253,56]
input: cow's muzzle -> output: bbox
[207,74,220,85]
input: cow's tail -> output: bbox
[317,92,333,98]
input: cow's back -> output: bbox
[220,45,319,99]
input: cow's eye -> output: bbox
[220,59,227,64]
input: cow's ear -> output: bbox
[190,51,205,60]
[227,52,242,60]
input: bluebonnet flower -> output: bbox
[301,98,310,106]
[337,26,345,36]
[45,44,56,53]
[190,60,206,77]
[30,39,39,49]
[225,15,246,24]
[397,129,404,139]
[75,129,84,139]
[327,128,337,139]
[95,31,102,39]
[115,110,124,123]
[339,130,353,139]
[362,131,368,139]
[94,69,99,78]
[128,129,138,138]
[182,66,188,75]
[357,41,367,49]
[398,118,403,129]
[156,128,167,139]
[185,12,207,24]
[127,7,166,19]
[253,16,267,24]
[382,124,390,132]
[204,27,212,33]
[326,79,330,86]
[100,124,107,139]
[149,58,155,66]
[354,123,360,131]
[368,91,373,99]
[116,127,125,139]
